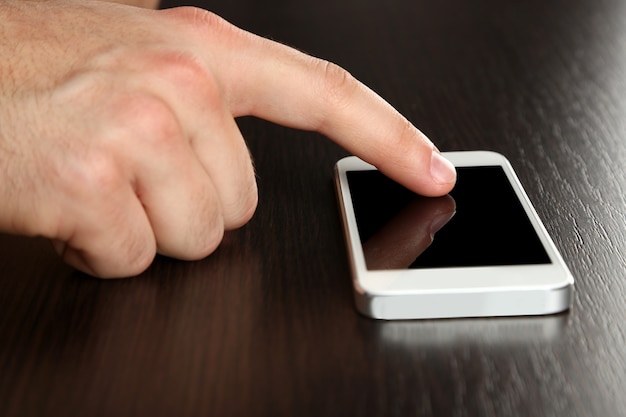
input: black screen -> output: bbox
[346,167,551,270]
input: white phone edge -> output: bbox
[334,151,574,320]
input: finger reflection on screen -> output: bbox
[362,195,456,270]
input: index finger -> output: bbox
[208,16,457,196]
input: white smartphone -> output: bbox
[334,151,574,320]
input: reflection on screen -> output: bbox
[347,166,551,270]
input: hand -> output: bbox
[0,0,456,278]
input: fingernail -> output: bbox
[430,151,456,184]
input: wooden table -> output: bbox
[1,0,625,415]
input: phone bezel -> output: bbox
[334,151,574,319]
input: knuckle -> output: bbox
[169,189,226,261]
[240,182,259,224]
[87,229,156,278]
[114,93,183,151]
[378,118,423,169]
[122,247,156,277]
[309,59,362,131]
[60,152,125,199]
[165,7,241,41]
[226,177,258,229]
[391,117,421,153]
[316,60,359,110]
[109,236,156,278]
[190,214,225,259]
[131,48,224,116]
[153,50,221,101]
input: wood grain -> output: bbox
[1,0,625,415]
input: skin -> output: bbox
[0,0,456,278]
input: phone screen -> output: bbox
[347,166,552,270]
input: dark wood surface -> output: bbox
[2,0,625,415]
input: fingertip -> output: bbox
[383,148,457,197]
[429,150,457,192]
[430,151,457,185]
